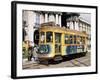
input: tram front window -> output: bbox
[40,32,45,43]
[46,32,53,43]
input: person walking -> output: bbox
[28,47,33,61]
[33,45,38,62]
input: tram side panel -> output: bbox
[62,45,86,56]
[61,35,87,57]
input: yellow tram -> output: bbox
[37,26,88,62]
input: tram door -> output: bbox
[55,33,61,55]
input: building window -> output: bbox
[34,30,39,45]
[23,20,27,27]
[35,13,40,27]
[73,21,75,29]
[49,14,55,22]
[46,32,53,43]
[23,28,27,41]
[67,22,70,28]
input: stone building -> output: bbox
[66,13,91,50]
[79,17,91,50]
[66,13,80,30]
[22,10,62,46]
[22,11,91,50]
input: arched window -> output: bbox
[35,13,40,27]
[34,30,39,45]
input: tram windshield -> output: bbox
[40,32,45,43]
[46,32,53,43]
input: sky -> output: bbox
[80,13,91,24]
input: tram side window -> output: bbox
[74,35,76,44]
[65,34,70,44]
[70,35,73,44]
[77,36,80,44]
[55,33,61,43]
[80,36,82,44]
[46,32,53,43]
[82,37,85,44]
[77,36,85,44]
[40,32,45,43]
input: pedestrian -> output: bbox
[33,45,38,62]
[28,47,33,61]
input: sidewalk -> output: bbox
[87,50,91,53]
[22,58,37,66]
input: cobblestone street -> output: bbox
[22,52,91,69]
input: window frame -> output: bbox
[46,31,53,43]
[40,32,45,43]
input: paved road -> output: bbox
[22,52,91,69]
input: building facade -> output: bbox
[79,18,91,50]
[66,13,80,30]
[23,10,62,46]
[23,11,91,50]
[66,13,91,50]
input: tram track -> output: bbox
[70,59,89,67]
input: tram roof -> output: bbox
[39,26,88,37]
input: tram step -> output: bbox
[54,56,62,61]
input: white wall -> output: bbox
[0,0,99,80]
[40,13,45,24]
[27,11,35,42]
[49,13,55,22]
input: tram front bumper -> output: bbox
[38,54,53,60]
